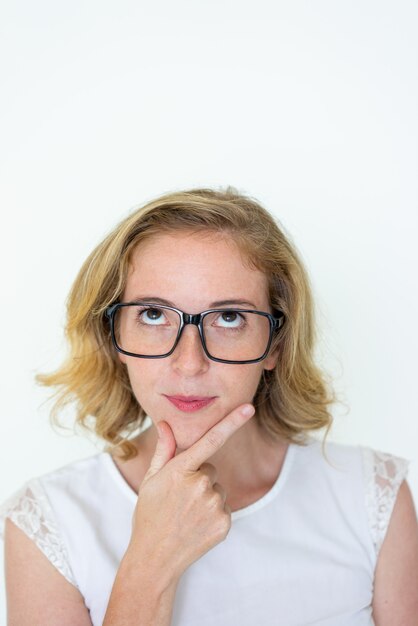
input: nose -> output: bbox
[170,323,210,375]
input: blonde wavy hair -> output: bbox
[37,187,337,460]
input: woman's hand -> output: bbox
[127,404,255,582]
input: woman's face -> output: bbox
[119,230,278,451]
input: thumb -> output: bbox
[145,420,177,479]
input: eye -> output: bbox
[138,307,167,325]
[214,311,245,329]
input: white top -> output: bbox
[0,435,410,626]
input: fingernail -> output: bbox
[241,405,255,417]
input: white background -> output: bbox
[1,0,417,620]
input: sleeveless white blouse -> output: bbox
[0,436,410,625]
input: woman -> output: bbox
[1,187,417,625]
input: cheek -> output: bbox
[123,361,152,393]
[125,360,171,400]
[224,364,264,396]
[124,366,158,415]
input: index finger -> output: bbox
[175,404,255,471]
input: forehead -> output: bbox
[125,231,270,309]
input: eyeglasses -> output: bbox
[105,302,285,364]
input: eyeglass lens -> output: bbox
[113,304,271,361]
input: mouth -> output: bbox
[163,395,217,413]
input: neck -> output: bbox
[140,417,288,499]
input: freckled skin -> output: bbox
[118,230,281,485]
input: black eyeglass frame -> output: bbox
[105,301,285,365]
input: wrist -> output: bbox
[122,540,181,593]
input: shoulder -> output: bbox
[297,436,368,478]
[0,453,96,533]
[0,452,106,531]
[301,438,412,556]
[0,452,107,582]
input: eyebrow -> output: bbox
[128,296,258,309]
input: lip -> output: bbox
[164,395,217,413]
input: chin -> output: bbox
[170,423,209,450]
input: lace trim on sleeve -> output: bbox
[361,446,410,558]
[0,478,79,588]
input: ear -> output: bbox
[263,347,279,371]
[117,351,127,365]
